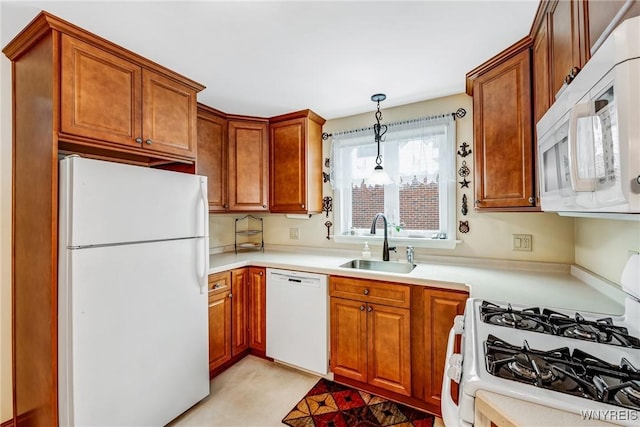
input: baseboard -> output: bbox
[1,418,15,427]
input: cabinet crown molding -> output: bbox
[3,11,205,92]
[465,35,533,96]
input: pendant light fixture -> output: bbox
[368,93,393,185]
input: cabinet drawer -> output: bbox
[208,271,231,297]
[330,276,410,308]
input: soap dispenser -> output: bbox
[362,242,371,259]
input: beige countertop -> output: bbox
[208,247,628,315]
[474,390,619,427]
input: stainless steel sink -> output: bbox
[339,259,416,274]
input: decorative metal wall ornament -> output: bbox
[458,160,470,178]
[455,108,467,120]
[324,221,333,240]
[457,142,472,157]
[461,194,468,216]
[459,220,470,233]
[322,172,330,183]
[459,178,470,189]
[322,196,333,217]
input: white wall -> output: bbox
[575,218,640,284]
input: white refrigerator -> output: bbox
[58,156,210,426]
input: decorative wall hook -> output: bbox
[461,194,468,216]
[459,220,470,233]
[322,172,330,183]
[457,142,472,157]
[324,221,333,240]
[322,196,333,217]
[324,158,331,168]
[458,160,470,178]
[459,178,470,189]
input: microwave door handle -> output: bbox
[568,102,596,192]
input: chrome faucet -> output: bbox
[406,246,414,264]
[370,213,396,261]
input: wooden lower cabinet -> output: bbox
[248,267,267,353]
[208,271,232,371]
[208,266,267,376]
[329,276,411,397]
[231,268,249,355]
[412,286,468,412]
[329,276,468,417]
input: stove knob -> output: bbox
[446,355,462,383]
[453,315,465,334]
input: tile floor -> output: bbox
[169,355,445,427]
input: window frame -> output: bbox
[331,116,459,250]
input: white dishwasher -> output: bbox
[266,268,328,375]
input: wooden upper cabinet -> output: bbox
[61,35,141,148]
[141,69,197,158]
[532,12,551,125]
[197,105,228,212]
[58,30,202,164]
[228,119,269,211]
[549,0,588,98]
[587,0,640,53]
[269,110,325,214]
[467,38,537,211]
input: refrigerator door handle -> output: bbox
[198,177,209,294]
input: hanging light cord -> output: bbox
[372,95,388,167]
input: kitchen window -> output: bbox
[331,114,456,249]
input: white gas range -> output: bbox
[442,254,640,426]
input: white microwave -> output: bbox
[537,16,640,214]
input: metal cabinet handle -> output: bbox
[212,283,220,290]
[636,175,640,185]
[262,205,267,208]
[145,139,153,145]
[367,306,373,312]
[528,196,535,205]
[259,271,263,276]
[229,293,233,299]
[301,204,305,208]
[224,204,229,209]
[360,305,365,311]
[135,137,142,144]
[363,289,369,295]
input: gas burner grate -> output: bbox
[485,335,640,411]
[480,301,640,349]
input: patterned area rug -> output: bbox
[282,378,435,427]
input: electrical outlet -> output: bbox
[512,234,532,251]
[289,227,299,240]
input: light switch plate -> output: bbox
[289,227,299,240]
[512,234,532,251]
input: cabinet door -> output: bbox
[248,267,266,352]
[269,118,307,212]
[533,13,551,124]
[473,48,535,209]
[422,289,467,407]
[60,34,142,148]
[197,107,228,212]
[231,268,249,355]
[142,69,197,159]
[228,120,269,211]
[367,304,411,396]
[550,0,588,98]
[208,290,231,372]
[330,297,367,383]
